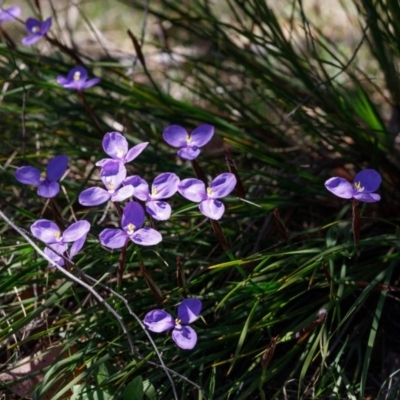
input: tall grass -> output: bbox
[1,0,400,399]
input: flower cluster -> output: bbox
[325,169,382,203]
[143,298,202,350]
[31,219,90,267]
[14,122,238,350]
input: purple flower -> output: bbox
[325,169,382,203]
[143,298,202,350]
[133,173,180,220]
[15,155,68,198]
[178,173,236,220]
[0,6,20,24]
[22,17,52,46]
[57,66,100,91]
[79,161,134,206]
[99,201,162,248]
[163,124,214,160]
[96,132,148,172]
[31,219,90,267]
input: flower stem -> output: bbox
[77,90,104,137]
[117,241,128,287]
[352,198,360,245]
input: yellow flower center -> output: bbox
[73,71,81,81]
[116,149,124,158]
[186,135,192,144]
[127,223,135,234]
[207,187,213,195]
[54,231,61,239]
[108,182,114,190]
[354,181,363,191]
[175,318,182,328]
[151,188,157,196]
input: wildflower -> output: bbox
[0,6,20,24]
[178,172,237,220]
[22,17,52,46]
[15,154,68,198]
[325,169,382,203]
[31,219,90,267]
[79,161,134,206]
[133,172,180,220]
[99,201,162,248]
[56,66,100,90]
[143,298,202,350]
[96,132,148,173]
[163,124,214,160]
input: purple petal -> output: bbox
[325,177,354,199]
[69,235,87,257]
[37,181,60,198]
[124,142,149,163]
[172,326,197,350]
[178,178,207,202]
[130,227,162,246]
[354,169,382,192]
[99,228,128,249]
[81,77,100,89]
[190,124,214,147]
[199,199,225,220]
[31,219,60,244]
[101,163,126,191]
[22,35,42,46]
[151,173,180,199]
[177,146,201,161]
[56,75,69,86]
[123,175,149,199]
[102,132,128,160]
[353,193,381,203]
[15,166,41,186]
[208,173,237,198]
[62,220,90,242]
[111,185,134,202]
[0,6,21,23]
[46,155,68,181]
[41,17,52,35]
[146,200,172,221]
[99,159,125,177]
[79,187,111,206]
[67,66,88,82]
[45,243,68,268]
[122,201,145,230]
[25,17,41,34]
[163,125,188,148]
[177,298,202,324]
[143,310,175,332]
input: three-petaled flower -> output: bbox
[143,298,202,350]
[178,172,237,220]
[56,66,100,91]
[325,169,382,203]
[0,6,20,24]
[15,154,68,198]
[163,124,214,160]
[79,161,133,206]
[22,17,52,46]
[134,172,180,220]
[99,201,162,248]
[96,132,148,175]
[31,219,90,267]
